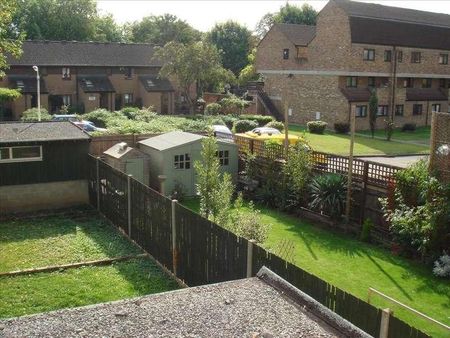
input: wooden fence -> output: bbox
[87,155,429,338]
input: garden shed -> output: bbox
[103,142,149,184]
[0,121,91,213]
[138,131,238,196]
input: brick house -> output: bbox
[256,0,450,130]
[1,41,190,120]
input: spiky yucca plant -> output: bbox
[309,173,347,220]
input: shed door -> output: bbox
[125,159,144,183]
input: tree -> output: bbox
[92,14,124,42]
[154,41,227,114]
[194,135,234,224]
[130,14,201,45]
[0,88,21,120]
[206,21,253,75]
[13,0,98,41]
[256,3,317,39]
[0,0,23,77]
[238,48,259,86]
[369,90,378,138]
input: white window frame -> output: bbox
[0,145,43,163]
[62,95,71,106]
[174,153,191,170]
[216,150,229,166]
[62,67,71,79]
[432,104,441,113]
[355,105,367,118]
[123,93,133,105]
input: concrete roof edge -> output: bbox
[256,266,373,338]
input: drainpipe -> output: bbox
[390,46,398,123]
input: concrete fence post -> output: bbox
[96,157,100,211]
[246,239,256,278]
[379,308,392,338]
[171,199,178,277]
[127,174,132,237]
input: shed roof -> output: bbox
[138,131,205,151]
[103,143,145,159]
[0,268,371,338]
[0,122,90,144]
[7,40,160,67]
[274,23,316,46]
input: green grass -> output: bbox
[182,198,449,338]
[0,258,179,318]
[357,126,431,145]
[0,216,143,273]
[290,124,429,155]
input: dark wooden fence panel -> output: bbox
[129,179,172,268]
[175,203,248,286]
[87,155,98,208]
[98,160,129,232]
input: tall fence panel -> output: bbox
[175,203,248,286]
[129,179,172,268]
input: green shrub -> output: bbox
[221,115,238,129]
[21,108,52,122]
[307,121,328,134]
[120,107,140,118]
[334,122,350,134]
[401,123,416,132]
[127,107,158,122]
[360,219,373,242]
[219,95,249,115]
[204,103,222,115]
[210,118,225,126]
[82,109,125,128]
[233,119,258,133]
[243,114,274,126]
[265,120,284,132]
[309,173,347,220]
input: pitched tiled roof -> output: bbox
[335,0,450,28]
[8,75,48,94]
[406,88,448,101]
[0,122,90,143]
[274,24,316,46]
[139,75,174,92]
[340,88,371,102]
[8,41,160,67]
[78,75,115,93]
[335,0,450,50]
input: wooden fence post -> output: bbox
[171,199,178,277]
[96,157,100,211]
[127,174,132,237]
[379,308,392,338]
[360,161,370,224]
[247,239,256,278]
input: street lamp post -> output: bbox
[32,65,41,122]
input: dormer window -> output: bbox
[146,79,155,87]
[283,49,289,60]
[16,80,24,89]
[84,80,94,88]
[62,67,70,79]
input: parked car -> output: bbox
[73,121,107,133]
[52,114,78,122]
[236,127,301,145]
[211,125,233,141]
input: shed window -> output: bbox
[0,146,42,162]
[216,150,229,166]
[174,153,190,169]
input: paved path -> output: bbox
[357,155,428,168]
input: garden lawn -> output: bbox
[289,124,429,156]
[357,126,431,145]
[0,215,143,273]
[0,258,179,318]
[182,198,449,338]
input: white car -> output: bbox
[250,127,281,135]
[73,121,107,133]
[211,125,233,141]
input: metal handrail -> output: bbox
[367,287,450,332]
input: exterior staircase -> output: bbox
[256,89,284,121]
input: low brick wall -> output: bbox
[0,180,89,214]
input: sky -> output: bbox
[97,0,450,32]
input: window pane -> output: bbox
[174,155,179,162]
[185,154,190,161]
[180,162,184,169]
[0,148,10,160]
[185,162,190,169]
[224,158,229,166]
[224,151,229,157]
[12,146,41,159]
[219,150,223,157]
